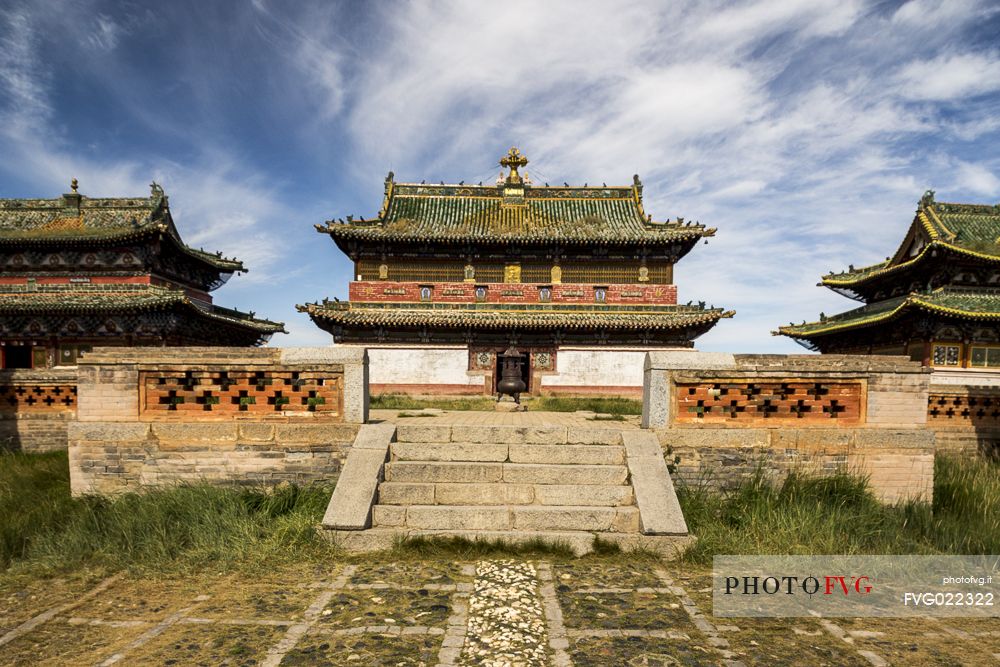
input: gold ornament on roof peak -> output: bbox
[499,147,528,184]
[70,178,78,193]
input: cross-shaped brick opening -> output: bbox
[158,390,183,410]
[823,400,846,417]
[791,399,812,418]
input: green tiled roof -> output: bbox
[298,301,733,331]
[0,185,245,272]
[822,192,1000,288]
[0,284,285,334]
[776,288,1000,339]
[318,173,713,246]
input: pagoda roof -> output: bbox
[0,182,245,272]
[822,192,1000,290]
[318,149,714,247]
[0,284,286,335]
[298,301,732,331]
[776,287,1000,340]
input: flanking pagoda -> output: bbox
[300,148,731,396]
[0,181,285,368]
[778,190,1000,370]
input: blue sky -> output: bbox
[2,0,999,351]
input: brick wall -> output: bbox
[642,352,934,503]
[0,368,77,453]
[348,281,678,305]
[68,347,368,495]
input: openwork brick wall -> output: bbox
[69,347,368,496]
[0,368,78,453]
[927,392,1000,428]
[643,353,933,503]
[141,370,342,419]
[675,381,863,424]
[0,382,77,413]
[927,386,1000,456]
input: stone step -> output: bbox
[371,504,640,532]
[390,441,625,465]
[394,423,624,446]
[377,482,634,506]
[324,527,695,558]
[384,461,628,486]
[391,442,508,462]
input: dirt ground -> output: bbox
[1,556,998,666]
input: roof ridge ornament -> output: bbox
[70,178,78,193]
[499,147,528,185]
[921,189,935,208]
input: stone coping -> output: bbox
[644,351,928,374]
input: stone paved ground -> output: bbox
[2,557,998,666]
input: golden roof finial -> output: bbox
[70,178,78,193]
[499,147,528,184]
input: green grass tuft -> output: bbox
[0,451,337,575]
[677,455,1000,563]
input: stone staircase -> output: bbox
[322,420,692,557]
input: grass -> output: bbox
[0,450,337,575]
[370,392,642,415]
[4,450,998,577]
[370,394,494,411]
[677,454,1000,564]
[529,396,642,415]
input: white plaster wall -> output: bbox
[359,346,481,386]
[540,348,654,388]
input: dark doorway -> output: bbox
[2,346,32,369]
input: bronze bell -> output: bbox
[497,345,526,403]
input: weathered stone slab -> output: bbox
[321,424,393,530]
[566,428,623,445]
[433,483,534,505]
[69,422,151,443]
[385,461,503,483]
[511,506,631,532]
[152,423,238,444]
[372,504,406,527]
[533,484,633,506]
[450,426,526,444]
[352,421,396,449]
[392,442,508,462]
[508,444,623,465]
[377,482,435,505]
[405,505,510,530]
[622,431,688,535]
[395,424,452,443]
[502,463,628,485]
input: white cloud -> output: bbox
[954,161,1000,196]
[895,52,1000,101]
[86,14,121,51]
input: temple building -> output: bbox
[300,148,732,396]
[778,190,1000,374]
[0,181,285,368]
